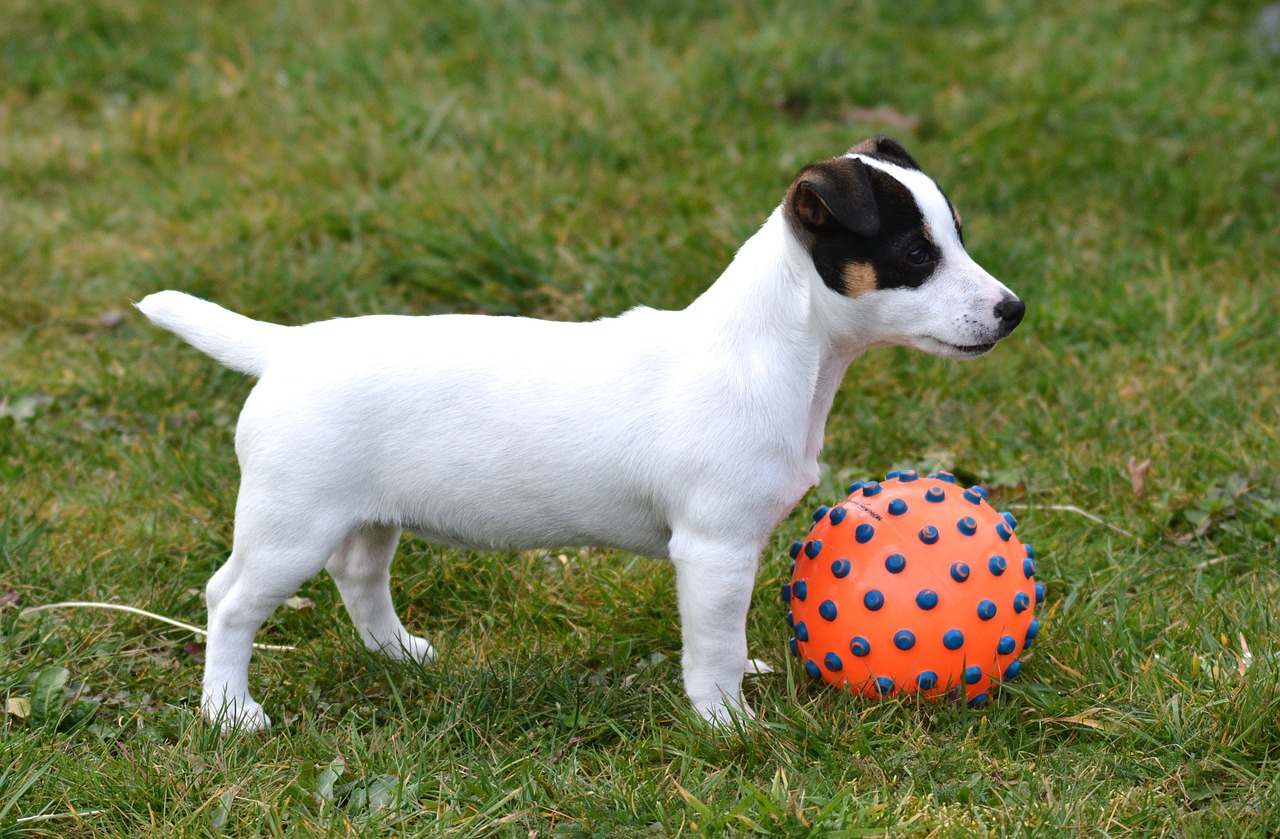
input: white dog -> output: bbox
[138,136,1023,730]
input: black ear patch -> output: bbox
[786,157,880,238]
[847,135,922,171]
[785,148,941,297]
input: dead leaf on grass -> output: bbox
[7,696,31,722]
[1128,456,1152,497]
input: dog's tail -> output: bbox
[136,291,288,377]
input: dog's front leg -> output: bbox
[670,538,760,724]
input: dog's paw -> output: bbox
[694,697,756,727]
[203,695,271,734]
[375,632,437,664]
[403,634,437,664]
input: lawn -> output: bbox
[2,0,1279,835]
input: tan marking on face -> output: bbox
[842,262,878,298]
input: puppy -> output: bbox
[138,136,1022,730]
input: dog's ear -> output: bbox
[789,157,880,238]
[847,135,922,171]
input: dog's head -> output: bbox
[784,136,1022,359]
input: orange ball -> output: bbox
[784,471,1042,704]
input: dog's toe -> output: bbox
[695,697,756,727]
[376,633,436,664]
[205,698,271,734]
[404,635,437,664]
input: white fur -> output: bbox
[137,164,1017,731]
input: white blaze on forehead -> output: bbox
[845,153,966,253]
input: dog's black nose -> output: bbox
[994,297,1025,331]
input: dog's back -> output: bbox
[137,295,792,556]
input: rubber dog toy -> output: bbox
[783,471,1042,704]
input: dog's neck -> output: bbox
[684,208,871,470]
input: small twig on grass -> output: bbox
[1006,503,1136,538]
[18,601,296,651]
[17,810,108,825]
[1192,555,1234,571]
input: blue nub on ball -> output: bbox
[850,636,871,657]
[831,557,851,578]
[824,652,843,672]
[943,629,965,650]
[885,553,906,573]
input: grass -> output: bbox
[2,0,1279,834]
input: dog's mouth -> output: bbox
[947,340,997,357]
[917,336,999,359]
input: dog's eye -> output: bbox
[905,244,934,267]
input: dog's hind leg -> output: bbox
[326,524,436,664]
[202,517,348,732]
